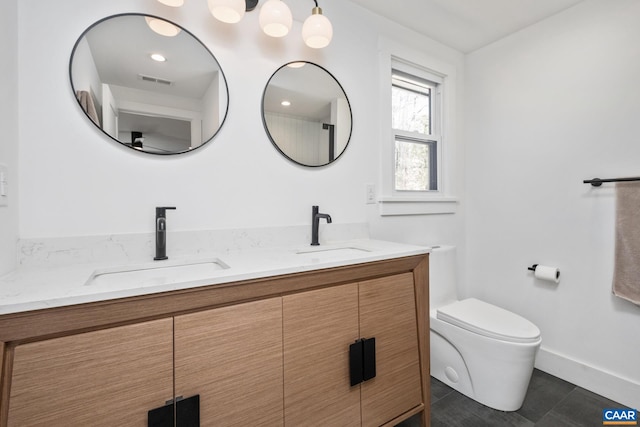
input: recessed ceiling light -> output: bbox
[151,53,167,62]
[287,62,306,68]
[281,100,291,107]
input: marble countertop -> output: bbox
[0,239,430,315]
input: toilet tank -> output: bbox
[429,245,459,310]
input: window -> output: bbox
[378,43,458,216]
[391,67,441,192]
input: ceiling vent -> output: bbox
[138,74,173,86]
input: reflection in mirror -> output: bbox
[262,62,352,167]
[70,14,229,155]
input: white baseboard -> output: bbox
[535,347,640,410]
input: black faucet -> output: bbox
[154,206,176,260]
[311,205,332,246]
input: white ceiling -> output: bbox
[82,15,220,100]
[347,0,586,53]
[264,63,347,120]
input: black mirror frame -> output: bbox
[69,13,230,156]
[261,61,353,168]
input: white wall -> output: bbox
[333,97,350,156]
[465,0,640,408]
[15,0,464,248]
[201,71,221,147]
[101,83,118,138]
[265,112,326,165]
[0,0,19,275]
[70,37,102,108]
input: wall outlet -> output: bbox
[0,164,7,207]
[365,183,376,204]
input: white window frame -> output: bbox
[378,39,459,215]
[392,66,441,192]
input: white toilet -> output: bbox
[429,246,541,411]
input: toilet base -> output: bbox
[430,330,474,397]
[430,318,541,411]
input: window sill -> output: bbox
[378,196,458,216]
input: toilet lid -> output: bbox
[436,298,541,343]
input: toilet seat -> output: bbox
[436,298,541,344]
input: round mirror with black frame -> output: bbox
[69,13,229,155]
[262,61,352,167]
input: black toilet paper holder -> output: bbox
[527,264,538,272]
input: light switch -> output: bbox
[0,164,8,207]
[365,183,376,204]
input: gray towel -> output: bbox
[76,90,100,126]
[612,181,640,305]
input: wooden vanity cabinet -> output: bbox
[6,319,174,427]
[174,298,284,426]
[283,283,361,426]
[5,301,284,427]
[283,273,423,427]
[359,273,423,426]
[0,255,429,427]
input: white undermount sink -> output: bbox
[295,246,372,261]
[85,258,230,290]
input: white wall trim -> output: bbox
[536,347,640,410]
[378,197,458,216]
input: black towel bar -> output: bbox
[583,177,640,187]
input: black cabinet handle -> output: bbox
[363,337,376,382]
[148,402,173,427]
[349,337,376,386]
[177,395,200,427]
[149,394,200,427]
[349,339,364,386]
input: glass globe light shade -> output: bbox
[157,0,185,6]
[259,0,292,38]
[208,0,246,24]
[145,17,182,37]
[302,7,333,49]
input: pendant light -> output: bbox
[205,0,332,48]
[259,0,292,38]
[208,0,246,24]
[145,16,182,37]
[302,1,333,49]
[157,0,185,6]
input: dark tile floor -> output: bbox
[397,369,628,427]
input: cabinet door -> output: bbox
[174,298,284,426]
[283,283,361,427]
[7,318,174,427]
[359,273,423,427]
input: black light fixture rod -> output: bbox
[583,177,640,187]
[245,0,258,12]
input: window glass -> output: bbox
[392,75,431,135]
[392,69,439,192]
[395,138,435,191]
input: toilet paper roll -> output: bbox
[534,265,560,283]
